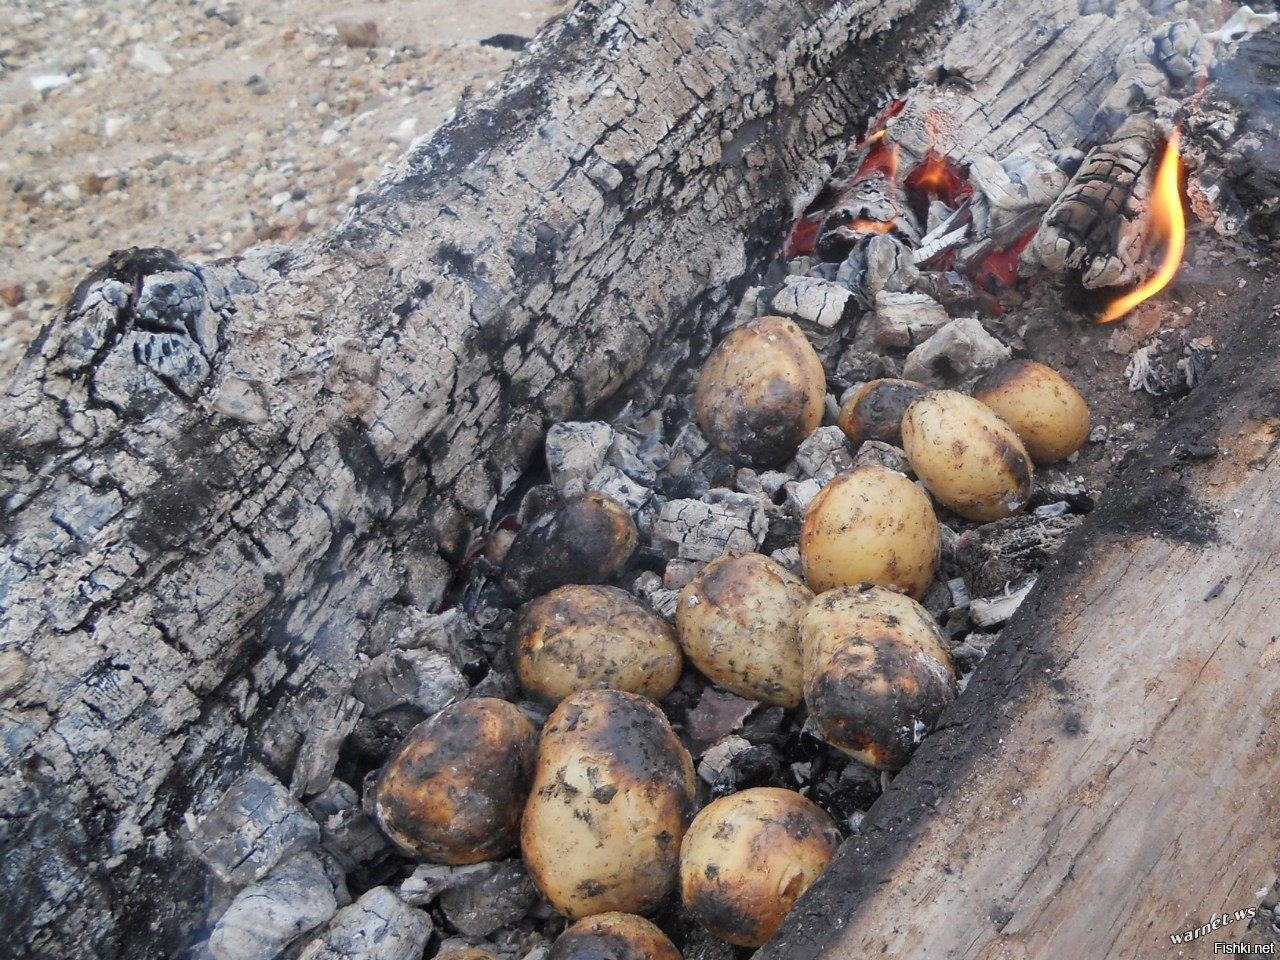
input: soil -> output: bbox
[0,0,566,380]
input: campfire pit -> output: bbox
[3,0,1280,958]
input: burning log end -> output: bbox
[1028,115,1160,289]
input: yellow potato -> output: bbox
[836,378,926,446]
[696,315,826,467]
[801,586,956,770]
[374,698,538,864]
[679,787,840,947]
[901,390,1033,522]
[521,690,696,918]
[514,584,682,705]
[675,554,813,707]
[972,359,1090,464]
[799,465,940,599]
[549,913,682,960]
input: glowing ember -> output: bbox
[848,219,896,234]
[905,149,964,207]
[1099,129,1185,323]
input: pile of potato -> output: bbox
[364,316,1088,959]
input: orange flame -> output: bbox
[849,219,896,234]
[1100,129,1185,323]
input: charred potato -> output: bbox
[548,913,683,960]
[801,586,956,769]
[972,360,1090,464]
[514,585,682,705]
[374,698,537,864]
[521,689,697,918]
[696,315,826,467]
[799,465,940,599]
[901,390,1033,522]
[500,492,639,603]
[679,787,840,947]
[837,378,926,446]
[675,554,813,707]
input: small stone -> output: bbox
[130,43,174,76]
[0,285,24,308]
[902,316,1011,386]
[653,490,769,562]
[438,861,539,938]
[209,852,341,960]
[300,887,431,960]
[793,426,853,482]
[187,764,321,886]
[544,422,615,497]
[335,18,379,48]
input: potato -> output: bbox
[679,787,840,947]
[901,389,1033,522]
[549,913,682,960]
[514,585,682,705]
[696,315,826,467]
[500,492,639,603]
[801,586,956,770]
[522,689,696,918]
[799,465,940,599]
[972,359,1090,464]
[836,378,926,446]
[675,554,813,707]
[375,698,537,864]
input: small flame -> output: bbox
[849,219,896,234]
[1100,129,1186,323]
[905,148,964,206]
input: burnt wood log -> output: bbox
[760,28,1280,959]
[0,0,961,955]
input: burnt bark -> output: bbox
[0,0,958,956]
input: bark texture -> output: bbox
[0,0,956,955]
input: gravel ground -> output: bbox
[0,0,566,379]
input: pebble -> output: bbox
[130,43,175,76]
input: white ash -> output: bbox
[770,275,856,349]
[588,465,652,513]
[757,470,793,498]
[852,440,910,475]
[793,426,854,482]
[902,316,1012,386]
[734,468,766,498]
[290,695,364,799]
[784,478,825,514]
[307,781,392,873]
[544,422,615,497]
[631,571,681,620]
[607,432,660,486]
[871,291,949,349]
[209,852,343,960]
[352,649,468,717]
[438,861,541,938]
[838,234,922,302]
[399,862,496,907]
[653,491,769,562]
[298,887,431,960]
[950,632,1001,674]
[698,735,754,783]
[970,579,1037,628]
[186,764,321,887]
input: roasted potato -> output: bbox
[522,690,697,918]
[675,554,813,707]
[799,465,940,599]
[801,586,956,769]
[374,698,538,864]
[901,389,1033,522]
[836,378,926,446]
[500,492,639,603]
[696,315,826,467]
[514,585,682,705]
[679,787,840,947]
[548,913,683,960]
[972,359,1090,464]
